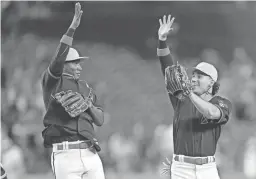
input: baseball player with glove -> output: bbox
[157,15,232,179]
[41,3,105,179]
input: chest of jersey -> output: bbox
[55,76,95,102]
[174,98,205,131]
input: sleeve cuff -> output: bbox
[60,35,73,46]
[214,104,225,123]
[157,48,171,56]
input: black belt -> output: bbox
[174,155,215,165]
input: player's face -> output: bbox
[191,70,213,95]
[65,60,83,79]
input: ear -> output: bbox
[209,79,215,89]
[63,63,70,72]
[63,63,67,70]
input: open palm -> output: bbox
[158,14,175,40]
[70,2,83,29]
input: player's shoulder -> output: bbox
[213,95,232,111]
[214,95,231,104]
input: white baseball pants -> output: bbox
[50,141,105,179]
[171,156,220,179]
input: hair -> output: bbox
[212,81,220,96]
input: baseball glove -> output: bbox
[160,157,171,177]
[54,90,91,117]
[164,62,191,99]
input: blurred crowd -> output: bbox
[1,34,256,179]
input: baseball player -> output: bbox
[41,3,105,179]
[157,15,232,179]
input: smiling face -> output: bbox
[64,59,82,79]
[191,70,214,96]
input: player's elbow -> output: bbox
[93,111,104,126]
[95,121,103,127]
[94,117,104,126]
[208,106,221,120]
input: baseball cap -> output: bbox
[193,62,218,82]
[65,47,89,62]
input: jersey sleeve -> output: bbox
[41,28,75,90]
[201,96,232,125]
[157,39,179,108]
[91,86,104,112]
[48,28,75,78]
[92,93,104,112]
[41,68,59,91]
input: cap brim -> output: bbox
[65,56,90,62]
[76,56,90,60]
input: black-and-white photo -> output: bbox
[1,1,256,179]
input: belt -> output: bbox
[53,141,93,152]
[174,155,215,165]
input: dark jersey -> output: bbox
[157,40,232,157]
[41,28,102,147]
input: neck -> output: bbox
[200,86,213,101]
[63,70,79,80]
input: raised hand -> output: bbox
[158,14,175,41]
[70,2,83,29]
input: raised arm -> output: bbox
[48,3,83,78]
[157,14,176,76]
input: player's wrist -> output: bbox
[86,99,93,109]
[69,26,76,31]
[66,27,76,35]
[159,35,167,41]
[69,22,77,30]
[68,27,76,32]
[187,91,193,98]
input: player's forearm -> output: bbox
[88,106,104,126]
[157,39,175,75]
[49,28,76,77]
[189,92,221,120]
